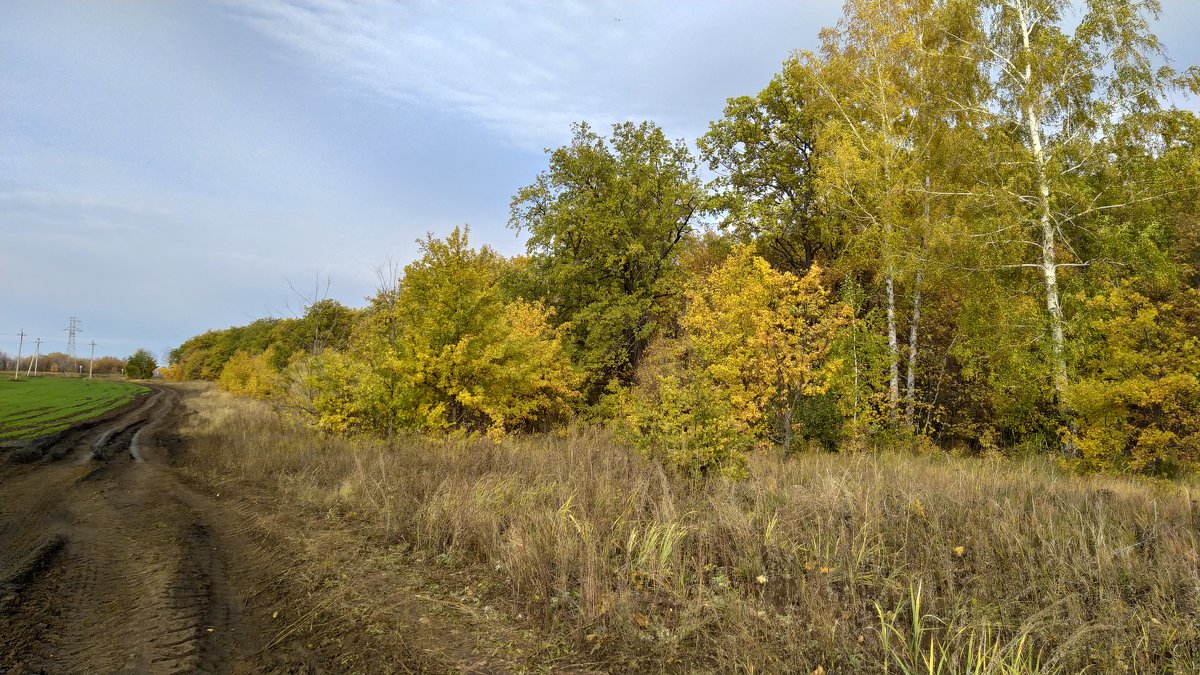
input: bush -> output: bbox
[1069,284,1200,475]
[624,246,847,475]
[217,349,279,399]
[124,348,157,379]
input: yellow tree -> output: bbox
[626,246,848,475]
[685,247,850,452]
[217,349,279,399]
[301,227,582,438]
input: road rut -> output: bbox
[1,384,268,673]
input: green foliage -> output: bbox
[699,61,840,273]
[510,121,702,402]
[169,301,356,381]
[124,349,157,380]
[791,391,844,452]
[621,336,753,478]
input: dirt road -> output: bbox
[0,384,299,674]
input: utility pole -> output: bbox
[13,330,25,380]
[88,340,96,380]
[66,317,82,376]
[27,338,42,377]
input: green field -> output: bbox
[0,377,147,441]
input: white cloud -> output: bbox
[222,1,843,149]
[224,0,627,148]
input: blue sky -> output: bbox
[1,1,1197,361]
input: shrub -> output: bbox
[124,348,157,379]
[217,349,279,399]
[625,246,847,475]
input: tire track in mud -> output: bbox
[0,385,247,674]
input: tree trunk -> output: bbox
[851,309,860,431]
[780,406,794,454]
[905,269,922,431]
[1019,5,1075,456]
[906,174,929,432]
[886,271,900,423]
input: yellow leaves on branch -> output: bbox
[683,245,850,440]
[217,349,279,399]
[299,227,582,438]
[625,245,849,476]
[468,299,582,436]
[1068,283,1200,475]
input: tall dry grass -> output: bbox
[179,385,1200,673]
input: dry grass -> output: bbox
[178,384,1200,673]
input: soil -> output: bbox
[0,383,596,674]
[0,384,320,674]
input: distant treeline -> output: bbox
[169,0,1200,477]
[166,300,357,382]
[0,351,126,376]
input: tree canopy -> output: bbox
[169,0,1199,477]
[124,349,157,380]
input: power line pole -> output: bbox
[66,317,82,376]
[13,330,24,381]
[27,338,42,377]
[88,340,96,380]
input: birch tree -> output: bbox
[800,0,948,428]
[951,0,1195,453]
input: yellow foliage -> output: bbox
[684,247,849,440]
[290,350,364,434]
[298,227,582,438]
[159,363,184,381]
[625,245,849,476]
[1068,284,1200,475]
[473,300,582,434]
[217,349,279,400]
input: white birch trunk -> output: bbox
[905,270,922,431]
[906,174,930,432]
[886,270,900,422]
[1018,2,1074,454]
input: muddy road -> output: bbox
[0,384,302,674]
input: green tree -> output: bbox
[124,349,157,379]
[509,121,702,402]
[699,61,839,274]
[953,0,1197,453]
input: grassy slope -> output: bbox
[0,377,146,441]
[179,385,1200,674]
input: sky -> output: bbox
[1,1,1198,362]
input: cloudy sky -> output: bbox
[1,1,1197,362]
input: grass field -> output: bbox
[0,377,147,441]
[179,385,1200,673]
